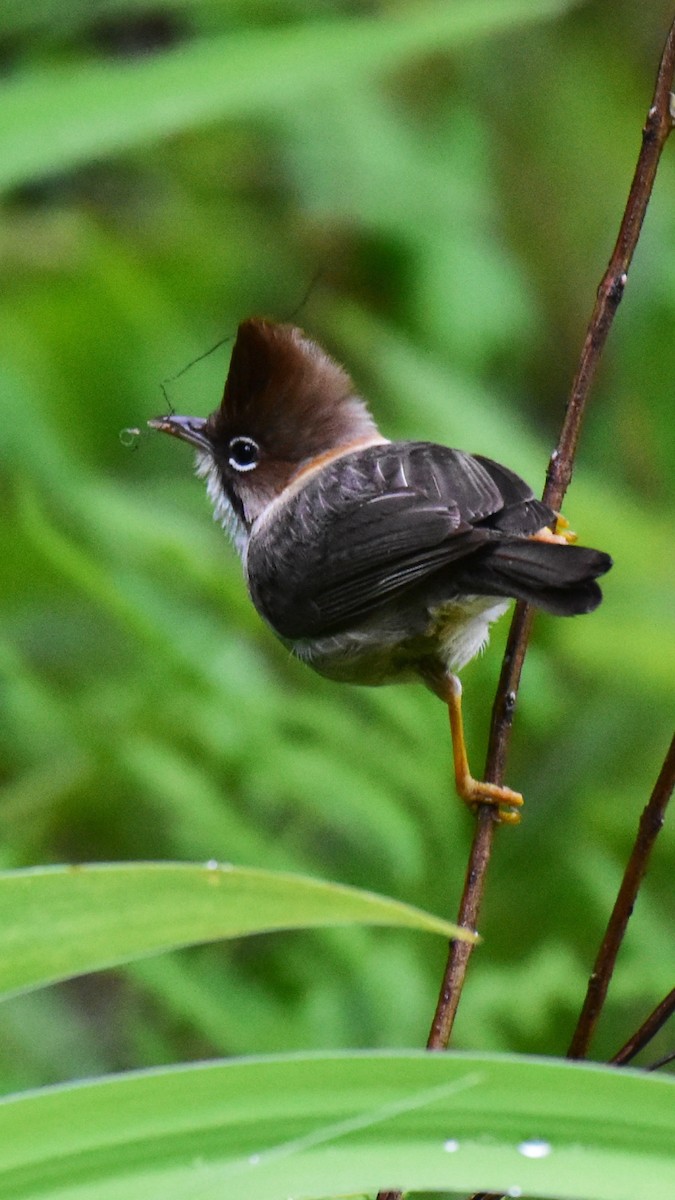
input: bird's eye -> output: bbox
[227,436,260,472]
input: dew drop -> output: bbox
[443,1138,460,1153]
[507,1188,523,1197]
[119,427,141,448]
[205,859,219,870]
[248,1154,261,1166]
[517,1138,552,1159]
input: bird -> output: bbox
[149,318,612,822]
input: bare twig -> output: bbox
[568,733,675,1058]
[376,18,675,1200]
[611,988,675,1066]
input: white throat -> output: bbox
[196,451,249,558]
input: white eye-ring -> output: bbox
[227,436,260,472]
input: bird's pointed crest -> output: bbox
[205,319,378,464]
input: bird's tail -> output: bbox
[460,540,612,616]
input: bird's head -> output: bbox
[149,318,381,548]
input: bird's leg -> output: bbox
[442,673,523,824]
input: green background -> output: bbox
[0,0,673,1100]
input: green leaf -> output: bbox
[0,863,472,999]
[0,0,573,191]
[0,1051,672,1199]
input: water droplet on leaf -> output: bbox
[517,1138,551,1159]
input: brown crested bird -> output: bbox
[149,319,612,821]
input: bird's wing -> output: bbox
[249,442,553,639]
[472,455,553,534]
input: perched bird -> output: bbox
[149,318,611,821]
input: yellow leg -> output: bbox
[444,674,523,824]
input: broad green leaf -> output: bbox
[0,0,573,191]
[0,863,473,999]
[0,1051,672,1199]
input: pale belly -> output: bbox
[428,595,511,672]
[289,595,511,686]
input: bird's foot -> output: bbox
[554,513,578,543]
[456,776,524,825]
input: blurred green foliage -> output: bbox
[0,0,673,1104]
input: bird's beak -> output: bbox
[147,414,211,452]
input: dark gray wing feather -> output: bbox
[472,455,553,534]
[248,441,550,639]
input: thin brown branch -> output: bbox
[376,18,675,1200]
[426,805,497,1049]
[544,23,675,510]
[484,605,536,786]
[568,732,675,1058]
[611,988,675,1066]
[647,1049,675,1072]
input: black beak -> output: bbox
[147,414,211,452]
